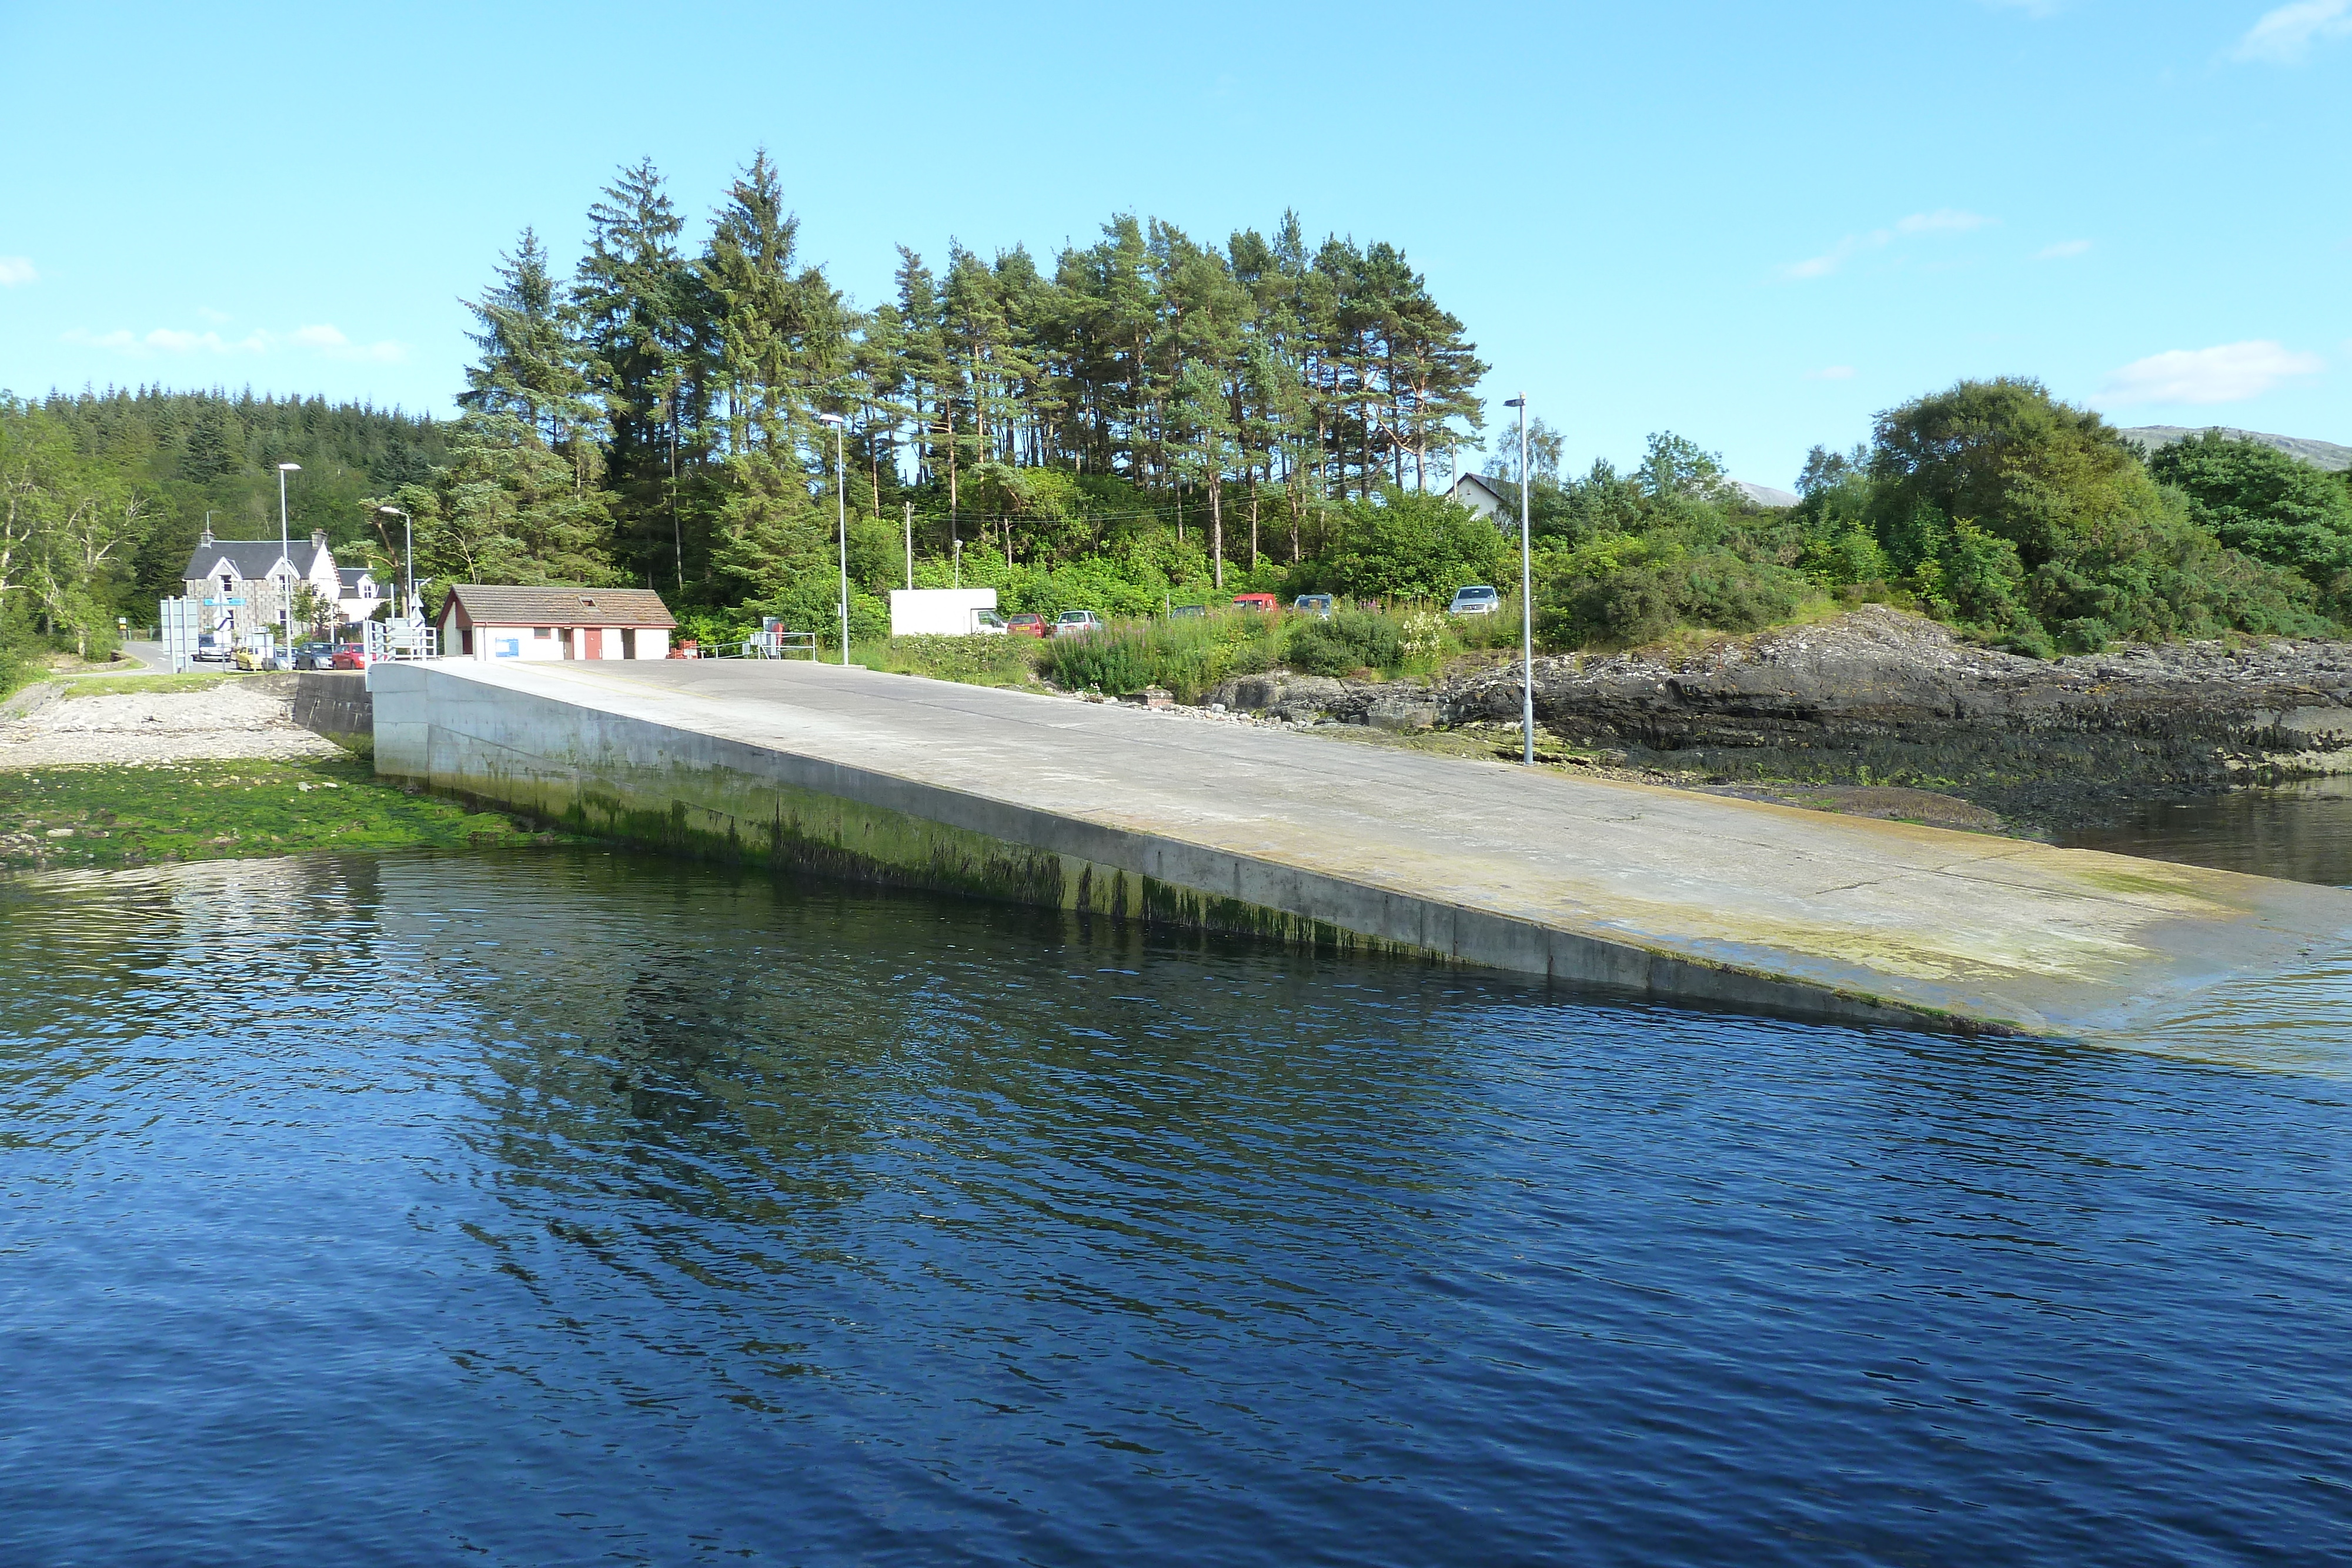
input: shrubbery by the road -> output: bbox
[1285,608,1404,676]
[1041,612,1282,700]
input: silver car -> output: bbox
[1053,610,1105,637]
[1448,585,1503,616]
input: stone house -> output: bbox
[183,527,343,640]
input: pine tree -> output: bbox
[459,229,594,450]
[181,400,244,482]
[395,413,616,588]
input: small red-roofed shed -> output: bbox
[436,584,677,661]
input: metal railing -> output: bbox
[733,629,820,660]
[364,618,439,662]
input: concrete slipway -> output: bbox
[372,658,2352,1043]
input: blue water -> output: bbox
[3,850,2348,1566]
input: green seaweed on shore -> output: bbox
[0,757,569,871]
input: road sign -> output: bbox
[160,597,199,673]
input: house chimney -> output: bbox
[310,528,328,549]
[199,523,214,546]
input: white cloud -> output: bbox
[1785,238,1862,280]
[2234,0,2352,62]
[1896,209,1993,235]
[2094,340,2324,406]
[60,321,407,364]
[2036,239,2093,259]
[1807,366,1857,381]
[0,256,36,287]
[1782,211,1997,279]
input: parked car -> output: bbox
[1292,594,1335,618]
[1053,610,1105,637]
[1167,603,1208,618]
[192,634,233,664]
[294,641,338,670]
[1005,613,1048,638]
[1232,593,1279,612]
[231,646,276,671]
[329,644,372,671]
[972,610,1009,634]
[1448,585,1503,616]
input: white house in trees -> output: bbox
[1447,472,1513,524]
[336,566,385,624]
[435,583,676,661]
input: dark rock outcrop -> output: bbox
[1215,608,2352,828]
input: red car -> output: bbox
[1005,613,1048,638]
[1231,593,1279,613]
[329,644,372,671]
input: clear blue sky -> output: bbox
[2,0,2346,489]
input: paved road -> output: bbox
[387,657,2352,1052]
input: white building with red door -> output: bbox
[435,584,676,662]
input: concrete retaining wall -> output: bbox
[291,671,372,748]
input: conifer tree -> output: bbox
[459,229,594,451]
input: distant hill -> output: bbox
[2117,426,2351,473]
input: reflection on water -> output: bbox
[2062,775,2352,887]
[4,851,2350,1566]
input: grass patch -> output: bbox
[854,634,1044,687]
[58,673,252,700]
[0,755,572,871]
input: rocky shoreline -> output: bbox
[1205,607,2352,833]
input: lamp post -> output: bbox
[276,462,300,648]
[817,412,850,665]
[377,506,413,619]
[1502,397,1534,766]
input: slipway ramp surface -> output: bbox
[373,657,2352,1047]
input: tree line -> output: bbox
[1490,380,2352,657]
[0,388,443,681]
[8,157,2352,686]
[431,155,1485,605]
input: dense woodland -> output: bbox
[5,156,2351,691]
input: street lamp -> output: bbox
[817,412,849,666]
[277,462,301,648]
[1502,397,1534,767]
[377,506,413,619]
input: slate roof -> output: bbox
[441,584,676,629]
[185,537,333,580]
[338,567,377,593]
[188,540,289,580]
[1450,472,1510,509]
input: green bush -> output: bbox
[2150,430,2352,613]
[859,635,1042,686]
[1290,489,1507,600]
[1284,607,1404,676]
[1039,611,1283,698]
[1545,551,1816,647]
[1040,628,1156,694]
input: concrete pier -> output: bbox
[371,658,2352,1039]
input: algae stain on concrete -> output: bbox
[434,741,1446,967]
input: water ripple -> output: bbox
[2,850,2347,1566]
